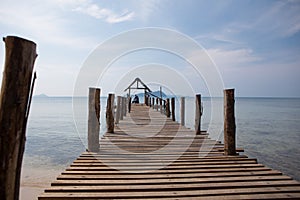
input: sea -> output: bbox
[22,96,300,186]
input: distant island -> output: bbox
[34,93,49,98]
[134,90,167,98]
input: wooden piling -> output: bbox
[156,98,159,111]
[180,97,185,126]
[122,97,126,117]
[195,94,202,134]
[224,89,236,156]
[106,93,115,133]
[152,98,154,109]
[166,98,170,117]
[120,97,124,120]
[115,96,121,124]
[0,36,37,200]
[128,97,131,113]
[171,97,175,121]
[88,88,100,152]
[160,98,163,114]
[124,97,128,116]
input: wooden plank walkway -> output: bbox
[39,105,300,199]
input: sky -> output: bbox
[0,0,300,97]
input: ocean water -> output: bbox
[23,97,300,182]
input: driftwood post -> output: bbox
[195,94,202,134]
[180,97,185,126]
[171,97,175,121]
[115,96,121,124]
[88,88,100,152]
[224,89,236,155]
[0,36,37,200]
[166,98,170,117]
[106,93,115,133]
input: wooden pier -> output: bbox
[39,103,300,199]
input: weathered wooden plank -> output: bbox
[73,157,255,164]
[56,170,283,180]
[61,167,274,175]
[66,163,265,171]
[39,187,300,199]
[71,160,257,167]
[52,175,292,186]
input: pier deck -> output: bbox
[39,105,300,199]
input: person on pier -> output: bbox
[132,95,139,104]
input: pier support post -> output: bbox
[181,97,185,126]
[195,94,202,134]
[120,97,124,120]
[106,93,115,133]
[122,97,126,117]
[152,98,155,109]
[156,98,159,111]
[124,97,127,116]
[128,97,131,113]
[224,89,236,155]
[115,96,121,124]
[166,98,170,117]
[171,97,176,121]
[0,36,37,200]
[160,98,163,114]
[88,88,100,152]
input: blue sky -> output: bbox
[0,0,299,97]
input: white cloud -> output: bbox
[227,1,300,38]
[0,0,97,50]
[206,48,262,69]
[136,0,161,22]
[73,2,134,23]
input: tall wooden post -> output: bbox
[195,94,202,134]
[106,93,114,133]
[120,97,124,120]
[122,97,126,117]
[144,90,147,106]
[88,88,100,152]
[115,96,121,124]
[0,36,37,200]
[180,97,185,126]
[224,89,236,156]
[152,98,155,109]
[128,97,131,113]
[156,98,159,111]
[171,97,175,121]
[160,98,163,114]
[166,98,170,117]
[124,97,127,116]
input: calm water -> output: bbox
[24,97,300,181]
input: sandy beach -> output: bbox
[20,166,63,200]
